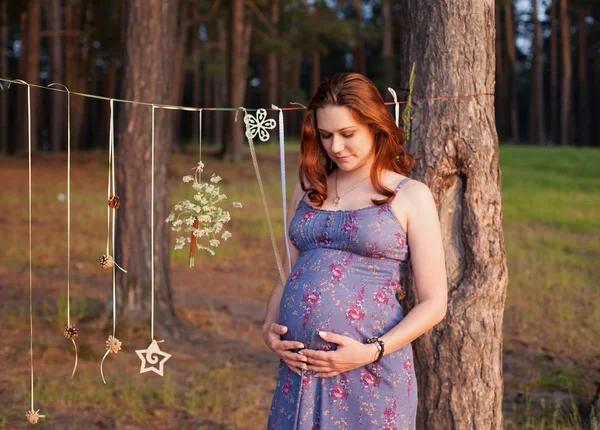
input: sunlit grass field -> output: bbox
[0,143,598,429]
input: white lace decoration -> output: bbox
[244,108,276,142]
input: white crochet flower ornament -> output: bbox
[244,108,277,142]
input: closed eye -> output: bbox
[320,133,332,139]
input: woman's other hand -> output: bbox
[299,331,379,378]
[262,322,307,376]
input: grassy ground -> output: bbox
[0,143,598,429]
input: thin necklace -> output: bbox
[333,169,370,207]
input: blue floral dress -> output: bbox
[268,177,417,429]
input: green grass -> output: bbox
[500,145,600,232]
[1,144,599,428]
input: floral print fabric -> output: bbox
[268,177,417,429]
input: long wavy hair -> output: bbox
[300,73,416,208]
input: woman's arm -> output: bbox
[377,179,448,356]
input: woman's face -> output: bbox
[316,105,375,173]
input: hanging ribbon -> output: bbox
[48,83,79,379]
[13,79,45,424]
[388,87,400,127]
[241,108,286,286]
[100,99,126,384]
[135,105,171,376]
[271,105,292,275]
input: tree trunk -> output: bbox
[0,0,8,153]
[115,0,182,338]
[504,1,519,144]
[550,0,558,145]
[64,0,88,151]
[353,0,366,75]
[530,0,545,145]
[494,2,507,142]
[576,6,588,147]
[559,0,571,146]
[311,51,320,96]
[24,0,40,152]
[382,0,395,88]
[46,0,64,152]
[221,0,247,161]
[266,0,279,106]
[213,18,226,145]
[400,1,508,428]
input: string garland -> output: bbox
[0,77,493,114]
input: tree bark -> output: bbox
[559,0,572,146]
[400,1,508,428]
[530,0,545,145]
[23,0,40,153]
[64,0,89,150]
[382,0,395,88]
[0,0,8,153]
[550,0,558,145]
[115,0,182,338]
[221,0,247,161]
[494,2,507,142]
[576,6,588,147]
[311,51,320,96]
[503,1,519,144]
[46,0,64,152]
[267,0,280,106]
[352,0,366,75]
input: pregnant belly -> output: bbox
[278,271,403,352]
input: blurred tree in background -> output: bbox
[2,0,598,156]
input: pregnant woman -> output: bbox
[263,73,448,429]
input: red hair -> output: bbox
[299,73,416,208]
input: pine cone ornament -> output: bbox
[99,254,114,269]
[25,409,44,424]
[108,194,120,209]
[63,324,79,340]
[106,335,122,354]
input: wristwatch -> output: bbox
[365,336,385,363]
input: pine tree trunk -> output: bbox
[0,0,8,153]
[400,0,508,428]
[504,1,519,144]
[531,0,545,145]
[353,0,366,75]
[382,0,395,88]
[494,2,507,143]
[559,0,572,146]
[221,0,247,161]
[115,0,182,339]
[311,51,320,96]
[24,0,40,153]
[576,6,588,147]
[213,19,226,146]
[46,0,64,152]
[550,0,558,145]
[267,0,279,106]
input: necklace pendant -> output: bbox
[333,197,340,207]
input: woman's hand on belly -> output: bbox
[262,322,309,376]
[300,331,379,378]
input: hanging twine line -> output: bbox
[0,77,493,113]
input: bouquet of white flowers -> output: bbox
[165,161,242,267]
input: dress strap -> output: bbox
[394,177,410,193]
